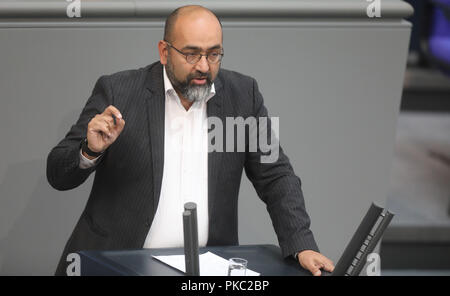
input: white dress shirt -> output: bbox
[80,66,215,249]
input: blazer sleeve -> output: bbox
[46,75,112,191]
[243,78,320,258]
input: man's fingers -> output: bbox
[116,116,125,131]
[301,258,322,277]
[309,264,321,276]
[89,120,112,137]
[103,105,122,120]
[297,250,334,276]
[100,118,113,132]
[313,256,335,274]
[307,257,330,276]
[323,259,335,272]
[85,107,124,153]
[108,116,125,135]
[314,255,334,272]
[88,108,125,141]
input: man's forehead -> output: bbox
[180,44,223,51]
[171,29,222,49]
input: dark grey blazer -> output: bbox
[47,62,319,276]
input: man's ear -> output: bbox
[158,40,168,65]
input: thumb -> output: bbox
[306,262,322,276]
[312,267,321,277]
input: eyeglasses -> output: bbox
[165,41,224,64]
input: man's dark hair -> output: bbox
[163,5,223,43]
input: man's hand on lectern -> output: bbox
[85,105,125,157]
[297,250,335,276]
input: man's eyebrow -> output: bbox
[181,44,223,51]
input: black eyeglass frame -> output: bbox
[164,41,224,64]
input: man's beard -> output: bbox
[166,58,214,103]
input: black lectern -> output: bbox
[78,245,310,276]
[77,202,393,276]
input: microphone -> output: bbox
[183,202,200,276]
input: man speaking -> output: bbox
[47,5,334,276]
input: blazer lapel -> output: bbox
[207,76,224,233]
[145,63,165,216]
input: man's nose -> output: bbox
[195,55,210,73]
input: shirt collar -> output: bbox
[163,66,216,103]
